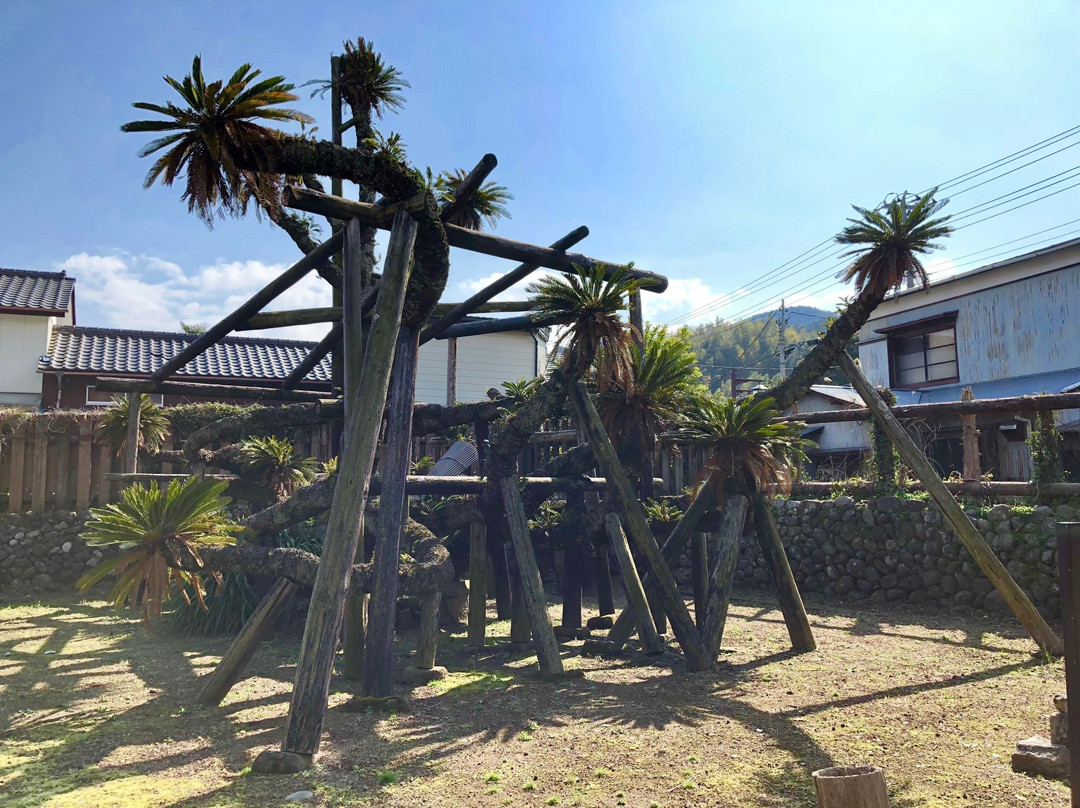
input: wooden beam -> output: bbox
[434,312,572,340]
[282,209,416,756]
[446,337,457,405]
[604,513,663,654]
[75,420,93,510]
[778,390,1080,425]
[789,480,1080,497]
[420,227,589,343]
[1055,522,1080,795]
[751,493,815,651]
[568,380,710,670]
[284,187,668,292]
[837,351,1063,657]
[282,323,342,392]
[94,377,327,402]
[151,230,343,382]
[439,153,498,224]
[431,300,535,315]
[106,472,238,482]
[961,387,980,481]
[497,476,564,678]
[236,307,341,331]
[124,392,140,474]
[701,495,749,658]
[415,593,442,669]
[6,430,25,513]
[468,520,488,648]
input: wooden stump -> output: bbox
[416,593,442,670]
[811,765,888,808]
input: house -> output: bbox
[0,268,75,407]
[37,323,547,409]
[856,236,1080,479]
[789,384,868,479]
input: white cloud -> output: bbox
[57,252,333,341]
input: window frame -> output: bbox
[884,313,960,390]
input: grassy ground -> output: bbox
[0,591,1069,808]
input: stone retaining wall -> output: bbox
[0,510,97,595]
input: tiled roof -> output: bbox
[38,326,331,385]
[0,268,74,313]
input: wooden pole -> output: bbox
[594,543,615,616]
[508,554,531,643]
[561,492,585,630]
[421,227,589,343]
[567,380,710,670]
[281,210,416,757]
[196,579,297,706]
[96,377,327,402]
[415,593,442,670]
[961,386,980,481]
[497,477,564,677]
[446,337,457,405]
[468,520,488,647]
[604,514,664,654]
[7,429,25,514]
[363,325,421,697]
[812,765,889,808]
[124,392,141,474]
[438,153,498,223]
[691,533,708,631]
[1056,522,1080,805]
[701,495,749,657]
[837,351,1063,656]
[237,307,341,331]
[779,389,1080,424]
[751,493,816,651]
[433,312,572,340]
[75,419,93,510]
[282,323,343,392]
[489,527,513,620]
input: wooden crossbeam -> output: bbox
[776,390,1080,425]
[282,323,343,392]
[284,187,668,292]
[94,377,326,402]
[150,231,343,382]
[237,307,341,331]
[434,312,571,340]
[439,154,498,223]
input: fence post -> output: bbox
[1056,522,1080,806]
[7,427,26,513]
[75,419,93,509]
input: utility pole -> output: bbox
[778,299,787,379]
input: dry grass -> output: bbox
[0,592,1069,807]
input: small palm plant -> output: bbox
[527,264,640,386]
[673,395,813,498]
[238,436,319,499]
[431,167,513,230]
[97,394,170,459]
[77,477,241,627]
[502,377,543,405]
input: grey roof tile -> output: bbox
[0,268,74,312]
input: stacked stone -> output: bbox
[1012,695,1069,779]
[697,496,1074,615]
[0,510,97,595]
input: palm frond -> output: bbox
[237,435,318,499]
[96,394,170,459]
[432,168,513,230]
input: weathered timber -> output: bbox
[568,380,709,670]
[751,493,816,652]
[237,307,342,331]
[124,392,140,474]
[431,300,534,315]
[284,187,668,292]
[283,323,343,391]
[691,533,709,630]
[434,312,572,340]
[152,230,343,382]
[1055,522,1080,799]
[777,390,1080,424]
[812,765,889,808]
[420,227,590,343]
[364,326,421,697]
[106,472,237,482]
[29,420,46,512]
[508,553,531,643]
[789,480,1080,497]
[7,430,25,513]
[468,520,488,648]
[439,153,498,224]
[608,477,717,649]
[283,210,415,756]
[196,579,297,706]
[498,476,563,676]
[961,387,980,481]
[701,495,749,657]
[96,376,326,402]
[561,493,585,630]
[75,420,93,509]
[489,524,513,620]
[415,593,443,670]
[445,337,457,405]
[594,543,615,616]
[837,351,1063,656]
[604,513,663,654]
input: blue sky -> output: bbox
[1,1,1077,339]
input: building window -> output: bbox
[85,386,163,407]
[888,316,958,388]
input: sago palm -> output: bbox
[673,395,813,498]
[121,56,313,224]
[238,435,319,499]
[97,394,170,459]
[527,264,639,387]
[77,477,241,628]
[769,189,952,410]
[336,37,409,140]
[432,168,513,230]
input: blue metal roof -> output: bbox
[892,367,1080,405]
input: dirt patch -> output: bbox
[0,593,1068,807]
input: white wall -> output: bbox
[0,313,52,406]
[416,338,449,405]
[790,391,869,452]
[413,330,542,405]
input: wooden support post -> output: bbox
[488,523,513,619]
[812,765,889,808]
[124,392,141,475]
[608,477,717,648]
[561,492,585,630]
[837,352,1063,656]
[54,429,71,508]
[75,420,93,510]
[281,210,416,757]
[439,154,498,224]
[594,543,616,616]
[701,495,749,657]
[30,419,47,512]
[628,290,644,348]
[415,593,442,670]
[751,493,816,651]
[363,324,421,697]
[691,533,709,630]
[508,556,531,643]
[282,323,343,391]
[468,520,488,647]
[95,440,112,504]
[1056,522,1080,805]
[446,337,457,405]
[497,477,563,677]
[7,429,25,514]
[196,579,297,706]
[605,514,663,654]
[961,386,980,481]
[568,380,710,670]
[645,578,668,635]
